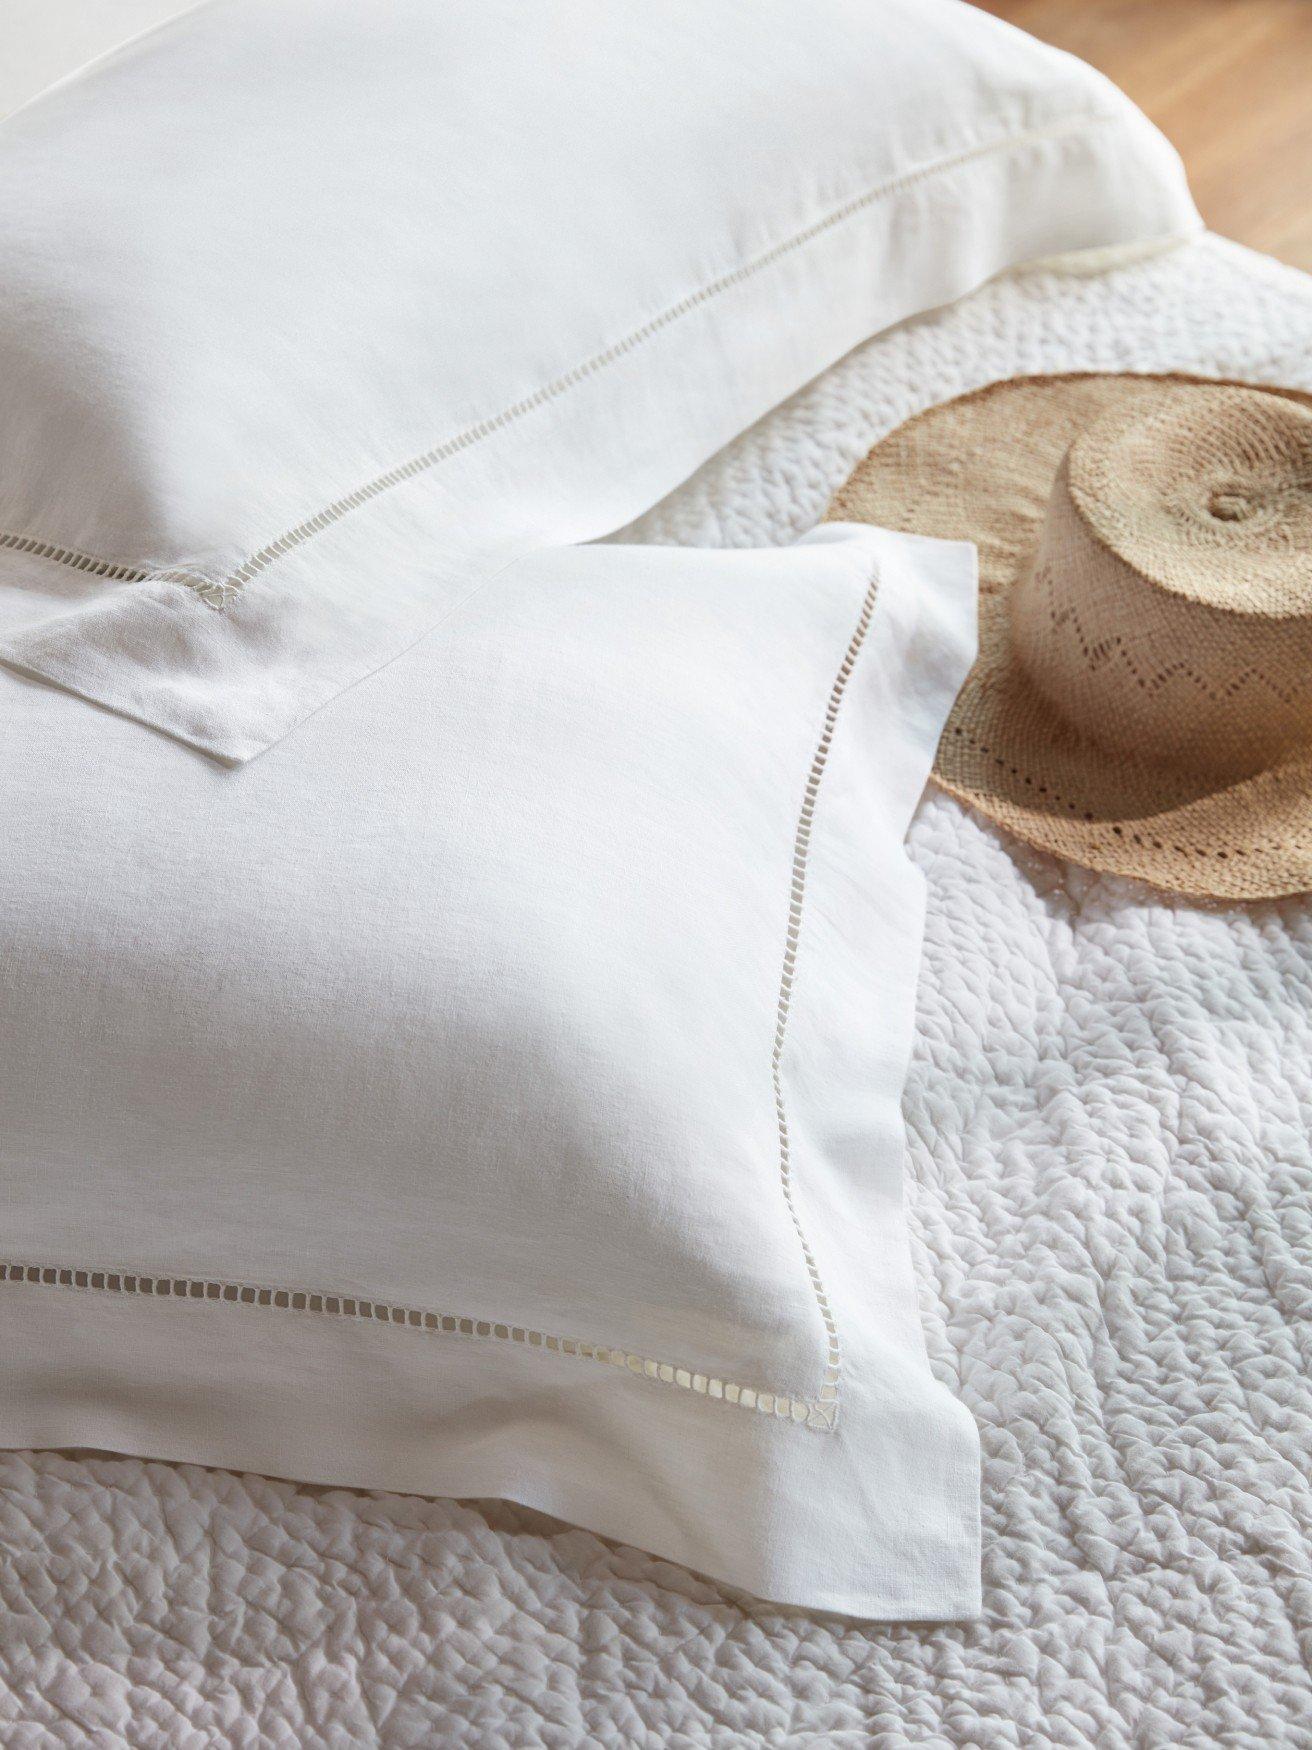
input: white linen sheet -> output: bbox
[1,231,1309,1745]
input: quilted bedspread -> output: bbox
[2,234,1311,1747]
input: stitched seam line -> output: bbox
[0,111,1120,613]
[0,569,883,1433]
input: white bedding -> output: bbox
[2,234,1310,1746]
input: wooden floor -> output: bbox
[977,0,1312,271]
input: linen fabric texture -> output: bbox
[0,526,980,1619]
[0,0,1198,760]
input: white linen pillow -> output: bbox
[0,524,980,1619]
[0,0,1196,762]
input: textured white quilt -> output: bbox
[2,235,1311,1747]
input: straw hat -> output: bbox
[827,375,1312,901]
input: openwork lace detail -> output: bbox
[0,530,150,584]
[0,565,882,1431]
[0,1261,834,1428]
[0,530,235,608]
[768,567,883,1429]
[0,113,1119,613]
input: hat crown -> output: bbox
[1010,387,1312,782]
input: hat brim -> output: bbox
[826,373,1312,902]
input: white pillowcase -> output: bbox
[0,0,1196,760]
[0,524,980,1619]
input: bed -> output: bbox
[0,229,1307,1745]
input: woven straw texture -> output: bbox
[827,374,1312,900]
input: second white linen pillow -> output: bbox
[0,0,1196,759]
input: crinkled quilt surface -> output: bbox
[2,235,1311,1748]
